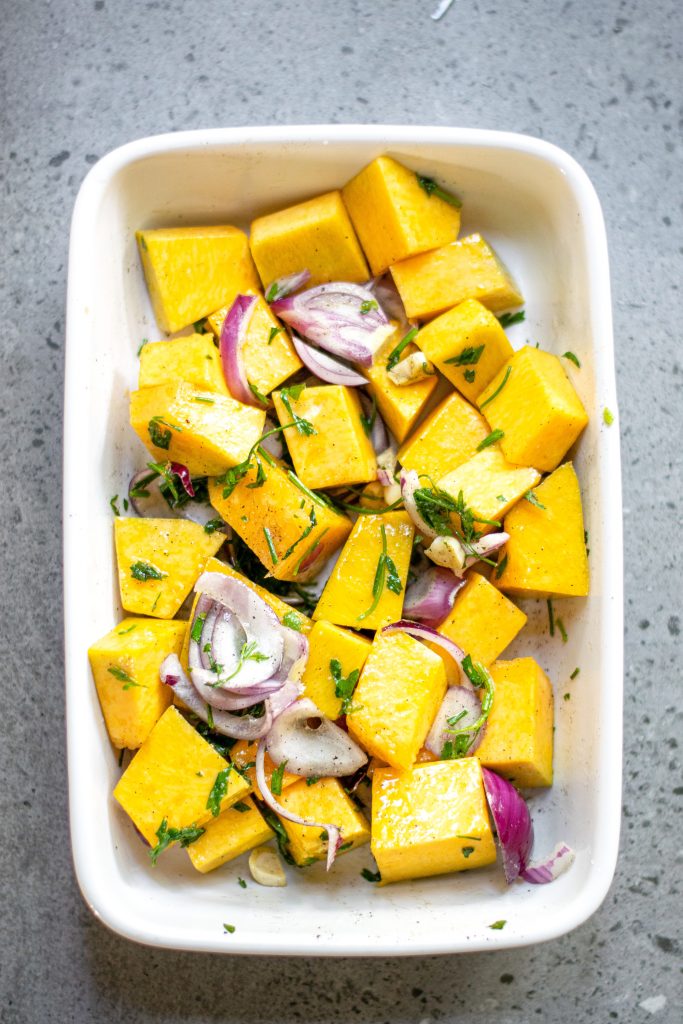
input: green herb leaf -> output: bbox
[263,526,279,565]
[109,495,120,516]
[359,392,377,436]
[193,395,215,404]
[306,775,320,786]
[464,368,476,383]
[130,560,167,582]
[416,173,462,209]
[563,692,571,701]
[249,382,269,406]
[445,344,485,367]
[489,919,507,930]
[477,429,504,451]
[190,612,207,644]
[282,611,303,631]
[271,760,288,796]
[547,598,555,637]
[570,667,580,680]
[117,624,136,635]
[384,554,402,594]
[479,366,512,409]
[357,523,401,621]
[260,808,295,864]
[148,418,172,450]
[603,407,615,426]
[223,923,236,934]
[149,818,205,865]
[279,386,316,436]
[562,351,581,368]
[203,517,224,535]
[107,665,145,691]
[137,337,148,356]
[360,867,382,883]
[282,505,317,561]
[330,659,361,715]
[556,617,568,643]
[495,553,508,579]
[359,299,378,314]
[206,704,215,730]
[238,876,247,888]
[246,458,267,490]
[215,640,269,687]
[386,326,419,371]
[193,320,208,334]
[268,326,283,345]
[232,801,251,813]
[461,846,475,858]
[207,767,232,817]
[497,310,525,329]
[524,490,546,510]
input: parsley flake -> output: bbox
[107,666,145,691]
[489,919,507,930]
[357,523,402,621]
[330,659,361,715]
[386,327,419,371]
[149,818,205,865]
[223,923,236,934]
[477,429,505,451]
[130,560,167,582]
[283,610,303,631]
[416,173,462,208]
[603,407,615,426]
[271,760,288,796]
[562,351,581,368]
[445,344,484,367]
[109,495,120,516]
[479,367,512,409]
[206,767,232,817]
[361,868,382,883]
[497,311,525,329]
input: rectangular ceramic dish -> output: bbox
[64,125,622,955]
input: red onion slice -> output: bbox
[169,462,195,498]
[482,768,534,884]
[520,842,575,884]
[266,698,368,778]
[403,567,464,626]
[400,469,439,540]
[255,738,342,871]
[291,332,367,386]
[159,654,273,740]
[369,274,413,333]
[425,686,484,757]
[382,619,469,687]
[265,269,311,303]
[219,293,261,406]
[271,282,394,367]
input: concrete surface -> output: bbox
[0,0,681,1021]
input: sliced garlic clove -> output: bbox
[424,535,466,574]
[248,846,287,887]
[387,351,435,386]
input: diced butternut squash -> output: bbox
[438,572,527,674]
[250,191,369,289]
[301,620,372,720]
[496,462,589,597]
[314,512,414,631]
[88,618,185,749]
[129,380,265,477]
[475,657,554,787]
[391,233,523,321]
[272,384,377,489]
[207,294,302,395]
[277,777,370,866]
[437,450,541,533]
[137,226,260,334]
[347,630,447,771]
[476,347,589,472]
[138,334,228,394]
[186,796,274,873]
[371,759,496,884]
[114,517,224,619]
[207,457,352,582]
[361,330,439,443]
[342,155,461,275]
[415,299,514,401]
[398,390,490,481]
[230,739,299,800]
[114,706,251,844]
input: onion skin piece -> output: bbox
[403,567,464,626]
[265,698,368,778]
[521,843,575,884]
[481,768,534,884]
[219,293,260,406]
[291,333,367,386]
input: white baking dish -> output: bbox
[64,125,622,955]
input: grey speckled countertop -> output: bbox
[1,0,681,1021]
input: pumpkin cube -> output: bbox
[362,330,439,443]
[371,759,497,884]
[398,391,490,481]
[137,225,260,334]
[438,572,527,679]
[342,155,461,275]
[496,462,589,597]
[415,299,514,401]
[301,620,372,720]
[277,777,370,866]
[250,191,369,290]
[88,618,185,749]
[129,380,265,477]
[437,449,541,533]
[347,630,447,771]
[391,233,523,321]
[272,384,377,489]
[186,796,274,873]
[207,456,352,582]
[476,347,589,472]
[207,294,302,395]
[114,517,224,619]
[475,657,554,787]
[229,739,299,800]
[138,334,227,395]
[314,512,414,631]
[114,706,251,844]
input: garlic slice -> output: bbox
[249,846,287,887]
[387,351,435,386]
[424,535,467,574]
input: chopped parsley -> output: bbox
[461,846,475,858]
[412,482,500,553]
[359,393,377,436]
[524,489,546,510]
[464,368,476,383]
[489,919,507,930]
[562,351,581,368]
[570,667,580,680]
[193,395,215,404]
[232,801,251,813]
[416,173,462,209]
[330,659,361,715]
[282,611,303,631]
[357,523,402,621]
[281,505,317,561]
[563,693,571,701]
[215,641,269,687]
[206,767,233,817]
[386,326,418,371]
[248,382,269,406]
[268,326,283,345]
[130,560,167,582]
[479,366,512,409]
[246,457,267,489]
[203,517,224,534]
[360,867,382,883]
[149,818,205,865]
[223,923,236,934]
[556,617,568,643]
[445,344,485,367]
[109,495,120,516]
[137,337,148,356]
[117,624,136,635]
[495,553,508,579]
[206,705,215,730]
[359,299,378,314]
[107,666,145,691]
[306,775,320,786]
[271,760,288,796]
[261,808,295,864]
[147,415,182,450]
[477,429,504,451]
[547,598,555,637]
[603,407,615,426]
[279,384,316,435]
[263,526,279,565]
[237,877,247,888]
[193,320,207,334]
[497,310,525,328]
[190,612,207,644]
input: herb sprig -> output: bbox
[416,173,462,209]
[330,659,361,715]
[357,523,402,621]
[149,818,205,865]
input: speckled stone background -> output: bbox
[1,0,681,1021]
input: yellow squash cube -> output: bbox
[207,294,302,395]
[475,657,554,787]
[476,347,589,472]
[437,449,541,533]
[415,299,514,401]
[273,384,377,489]
[250,191,369,289]
[301,620,372,720]
[186,797,274,873]
[342,155,461,275]
[88,618,185,750]
[438,572,527,672]
[130,380,265,477]
[314,512,414,631]
[347,630,447,771]
[362,331,440,443]
[277,777,370,866]
[229,739,299,800]
[138,334,228,395]
[137,225,260,334]
[391,233,523,321]
[114,706,251,844]
[371,759,497,884]
[398,390,490,481]
[496,462,589,597]
[114,517,224,619]
[207,457,352,582]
